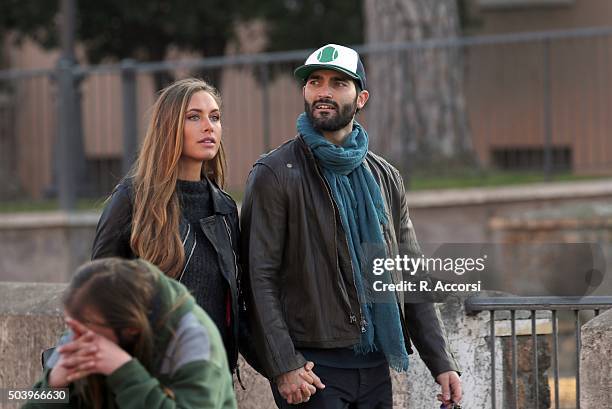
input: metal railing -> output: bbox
[2,26,612,209]
[465,296,612,409]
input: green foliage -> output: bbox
[0,198,105,213]
[0,0,59,48]
[239,0,363,52]
[0,0,240,63]
[408,170,607,191]
[1,0,363,63]
[457,0,483,34]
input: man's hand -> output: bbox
[435,371,462,406]
[276,361,325,405]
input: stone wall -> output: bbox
[3,180,612,283]
[0,213,98,282]
[0,282,542,408]
[580,308,612,409]
[0,282,64,409]
[2,180,611,407]
[408,179,612,244]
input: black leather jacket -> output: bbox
[91,179,247,372]
[240,136,460,379]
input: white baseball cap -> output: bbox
[294,44,367,90]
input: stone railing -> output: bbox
[0,282,64,409]
[4,179,612,284]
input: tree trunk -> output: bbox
[363,0,473,178]
[0,90,20,199]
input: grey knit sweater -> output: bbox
[176,178,229,347]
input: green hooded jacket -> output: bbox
[22,265,237,409]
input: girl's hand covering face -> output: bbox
[48,317,133,386]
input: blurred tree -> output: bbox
[0,0,366,88]
[0,0,58,49]
[0,0,364,67]
[364,0,475,180]
[239,0,363,52]
[0,0,240,88]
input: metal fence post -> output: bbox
[56,58,78,211]
[259,63,271,153]
[121,59,138,175]
[543,39,553,181]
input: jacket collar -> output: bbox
[122,176,234,215]
[208,179,235,215]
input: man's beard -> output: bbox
[305,97,358,132]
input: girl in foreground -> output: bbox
[24,258,237,409]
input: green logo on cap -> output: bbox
[317,46,339,63]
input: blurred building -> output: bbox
[464,0,612,175]
[1,0,612,200]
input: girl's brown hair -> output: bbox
[63,258,159,409]
[130,78,226,278]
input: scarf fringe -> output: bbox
[353,342,378,355]
[388,356,410,372]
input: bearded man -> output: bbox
[241,44,462,409]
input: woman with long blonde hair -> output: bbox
[91,78,245,373]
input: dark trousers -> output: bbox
[271,363,393,409]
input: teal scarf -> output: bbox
[297,112,409,372]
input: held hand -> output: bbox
[299,361,325,389]
[292,361,326,404]
[276,362,324,405]
[435,371,462,406]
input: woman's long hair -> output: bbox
[63,258,159,409]
[130,78,226,278]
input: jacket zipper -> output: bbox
[368,157,403,312]
[382,226,401,305]
[181,223,191,246]
[222,215,247,386]
[222,216,242,308]
[380,195,410,346]
[313,163,366,333]
[178,224,196,283]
